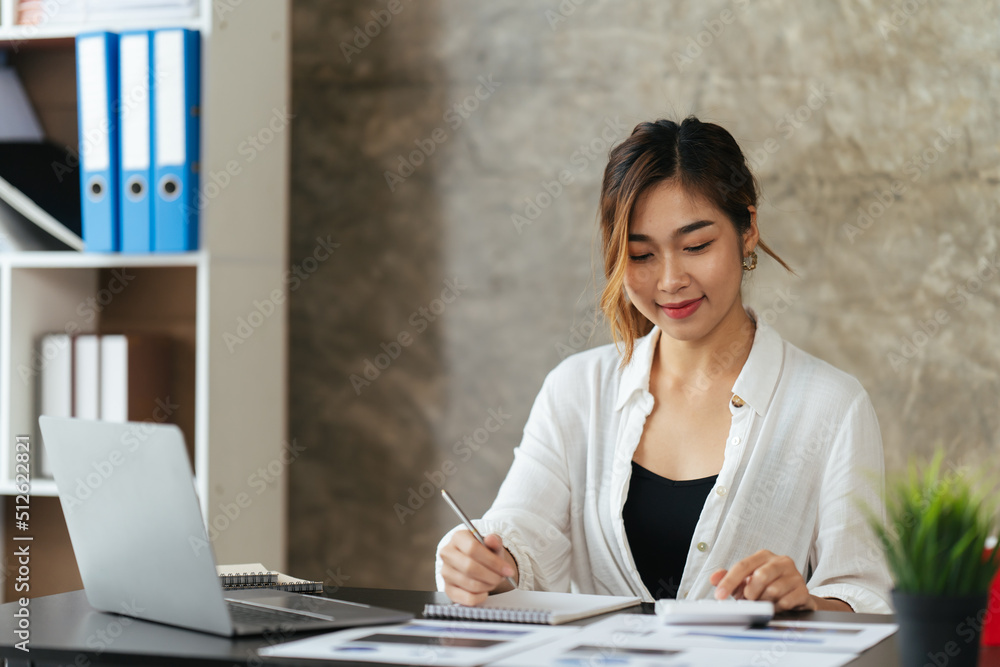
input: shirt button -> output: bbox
[730,436,741,446]
[697,542,708,552]
[731,395,745,408]
[716,486,728,496]
[681,590,689,598]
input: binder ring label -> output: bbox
[87,176,107,202]
[125,176,147,202]
[158,175,182,202]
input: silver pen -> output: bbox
[440,489,518,588]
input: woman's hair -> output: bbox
[598,116,791,365]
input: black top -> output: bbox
[622,461,718,599]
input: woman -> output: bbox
[436,117,892,614]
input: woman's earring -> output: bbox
[742,251,758,271]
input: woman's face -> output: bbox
[624,180,758,343]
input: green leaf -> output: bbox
[863,446,1000,595]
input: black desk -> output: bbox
[0,586,939,666]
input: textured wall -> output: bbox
[287,0,1000,590]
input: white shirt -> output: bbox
[435,313,893,614]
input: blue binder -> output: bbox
[75,32,120,252]
[152,28,200,252]
[118,30,154,253]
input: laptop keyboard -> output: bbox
[226,600,327,628]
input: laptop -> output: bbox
[39,415,413,636]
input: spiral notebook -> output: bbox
[217,563,324,593]
[423,589,641,625]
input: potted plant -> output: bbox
[868,450,999,667]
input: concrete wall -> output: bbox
[287,0,1000,589]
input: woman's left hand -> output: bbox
[710,549,818,612]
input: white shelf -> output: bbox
[0,0,290,590]
[0,476,199,498]
[0,478,57,496]
[0,16,203,44]
[0,250,206,268]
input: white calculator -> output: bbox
[654,599,774,625]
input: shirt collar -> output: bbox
[614,308,784,416]
[730,308,783,416]
[614,327,659,411]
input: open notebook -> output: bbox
[424,589,641,625]
[216,563,323,593]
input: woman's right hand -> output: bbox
[439,531,519,606]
